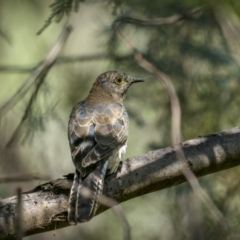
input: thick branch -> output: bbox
[1,126,240,239]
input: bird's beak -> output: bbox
[130,77,144,84]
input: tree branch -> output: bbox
[112,6,204,29]
[0,54,132,73]
[0,174,50,183]
[0,24,72,118]
[1,126,240,239]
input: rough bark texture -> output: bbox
[1,126,240,239]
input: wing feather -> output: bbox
[68,102,128,172]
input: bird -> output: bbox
[67,70,144,224]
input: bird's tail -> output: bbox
[76,159,108,222]
[68,160,108,224]
[68,170,81,225]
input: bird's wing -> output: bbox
[68,102,95,175]
[68,102,128,173]
[82,104,129,168]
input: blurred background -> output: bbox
[1,0,240,239]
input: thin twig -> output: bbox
[100,195,131,240]
[0,174,50,183]
[113,6,204,29]
[0,24,72,118]
[0,66,33,73]
[114,25,231,236]
[175,146,231,235]
[0,54,132,73]
[115,28,181,143]
[0,28,11,45]
[51,186,131,240]
[57,54,108,63]
[214,5,240,68]
[80,187,130,240]
[3,24,72,147]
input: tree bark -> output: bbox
[1,126,240,239]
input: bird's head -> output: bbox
[90,70,144,104]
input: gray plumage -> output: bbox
[68,70,144,224]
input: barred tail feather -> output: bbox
[76,160,108,222]
[68,170,81,225]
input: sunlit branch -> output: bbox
[0,126,239,239]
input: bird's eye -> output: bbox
[115,76,124,85]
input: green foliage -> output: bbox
[105,1,240,147]
[37,0,84,35]
[1,0,240,239]
[37,0,125,34]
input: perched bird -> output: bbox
[67,70,144,224]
